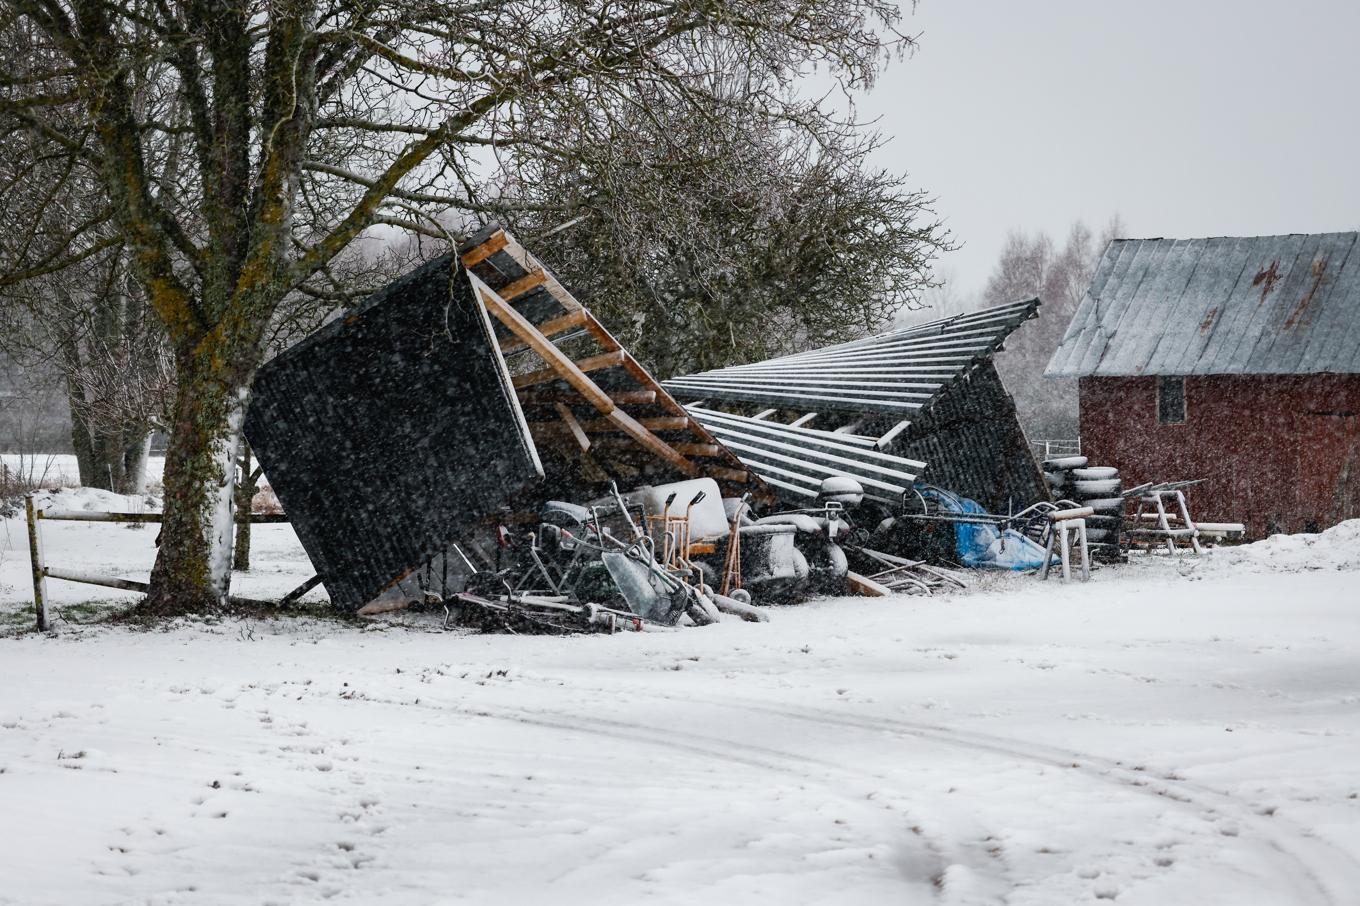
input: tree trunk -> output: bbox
[233,443,257,571]
[142,351,247,616]
[122,431,153,495]
[68,391,104,489]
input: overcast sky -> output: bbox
[856,0,1360,300]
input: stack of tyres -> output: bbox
[1041,455,1086,501]
[1042,457,1126,563]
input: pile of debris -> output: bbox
[243,224,1222,630]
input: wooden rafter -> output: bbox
[553,403,591,452]
[499,309,588,354]
[456,224,769,501]
[512,350,626,390]
[471,275,696,476]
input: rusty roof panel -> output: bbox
[1046,232,1360,377]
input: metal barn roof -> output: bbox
[1046,232,1360,377]
[663,299,1040,418]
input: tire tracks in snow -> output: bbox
[448,671,1357,906]
[300,684,981,895]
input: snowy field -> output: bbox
[2,492,1359,905]
[1,454,167,488]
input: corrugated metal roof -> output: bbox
[1047,232,1360,377]
[663,298,1040,417]
[683,405,925,506]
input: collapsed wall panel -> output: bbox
[893,362,1048,513]
[245,254,542,610]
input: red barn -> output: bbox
[1047,232,1360,539]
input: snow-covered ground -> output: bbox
[2,494,1359,905]
[1,454,168,489]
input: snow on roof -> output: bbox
[1046,232,1360,378]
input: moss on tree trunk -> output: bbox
[142,350,244,616]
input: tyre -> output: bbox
[1084,515,1122,531]
[1082,497,1125,511]
[1074,478,1122,496]
[1071,466,1118,480]
[1043,455,1087,470]
[1085,528,1114,543]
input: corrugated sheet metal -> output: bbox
[683,405,925,506]
[1047,232,1360,377]
[663,299,1040,417]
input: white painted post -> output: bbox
[25,495,49,632]
[1075,520,1090,581]
[1059,526,1072,581]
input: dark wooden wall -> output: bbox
[1079,374,1360,538]
[896,362,1049,514]
[246,254,542,609]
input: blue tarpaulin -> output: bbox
[917,485,1052,570]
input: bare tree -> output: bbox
[0,0,913,614]
[487,65,950,376]
[984,217,1125,439]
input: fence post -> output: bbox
[25,494,49,632]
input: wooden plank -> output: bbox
[605,408,697,475]
[521,389,657,408]
[629,416,691,431]
[553,403,591,452]
[674,443,722,457]
[499,309,588,354]
[540,416,691,433]
[752,409,778,420]
[846,570,892,597]
[497,268,547,301]
[512,350,626,389]
[789,413,818,427]
[708,467,749,483]
[474,280,616,413]
[607,390,655,405]
[459,231,507,267]
[473,275,694,476]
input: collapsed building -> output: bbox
[245,225,1053,621]
[664,300,1049,514]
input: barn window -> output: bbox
[1157,376,1186,424]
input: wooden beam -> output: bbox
[473,276,693,476]
[512,350,626,389]
[708,467,749,483]
[752,409,777,420]
[459,231,507,267]
[605,408,697,475]
[498,309,588,354]
[846,571,891,597]
[497,268,547,300]
[789,413,818,427]
[553,403,590,452]
[521,389,656,408]
[476,280,616,413]
[534,415,691,433]
[578,415,691,432]
[673,443,722,457]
